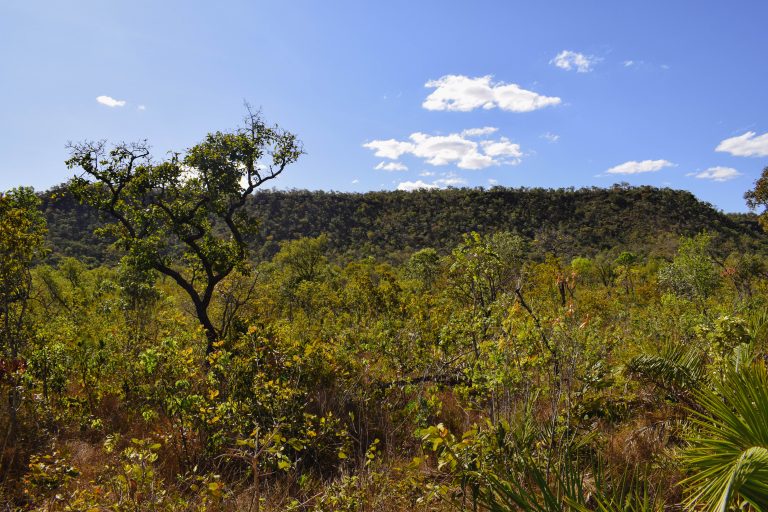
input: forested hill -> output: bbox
[41,184,766,265]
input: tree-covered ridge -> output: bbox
[42,184,767,265]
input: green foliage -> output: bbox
[625,343,708,404]
[745,166,768,231]
[658,233,721,305]
[682,363,768,511]
[41,185,768,266]
[418,420,665,512]
[23,451,79,495]
[0,187,47,357]
[65,109,302,352]
[406,248,442,291]
[6,178,768,510]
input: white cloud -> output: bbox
[96,95,126,107]
[541,132,560,143]
[363,138,414,159]
[488,178,499,185]
[351,178,360,184]
[688,166,742,182]
[434,173,468,187]
[462,127,498,137]
[137,105,146,111]
[716,131,768,157]
[375,161,408,172]
[606,159,675,175]
[409,132,479,167]
[422,75,561,112]
[365,130,522,170]
[419,171,436,177]
[481,138,522,160]
[550,51,600,73]
[397,180,439,191]
[397,173,467,192]
[624,60,635,67]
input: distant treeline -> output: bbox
[40,183,766,265]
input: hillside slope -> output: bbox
[41,184,766,264]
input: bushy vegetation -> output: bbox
[41,184,767,266]
[4,121,768,510]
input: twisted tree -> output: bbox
[745,166,768,230]
[66,109,303,354]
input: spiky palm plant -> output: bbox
[625,343,708,405]
[682,363,768,511]
[465,456,663,512]
[464,454,587,512]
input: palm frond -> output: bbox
[682,363,768,511]
[468,454,588,512]
[626,343,707,400]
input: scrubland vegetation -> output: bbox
[3,118,768,511]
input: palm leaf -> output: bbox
[626,343,707,401]
[467,454,588,512]
[682,363,768,511]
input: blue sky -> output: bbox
[1,1,767,212]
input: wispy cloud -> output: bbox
[96,95,126,108]
[462,127,498,137]
[422,75,561,113]
[687,166,741,182]
[716,131,768,157]
[364,130,522,170]
[551,50,600,73]
[375,161,408,172]
[541,132,560,143]
[137,105,146,111]
[434,173,468,187]
[605,159,675,175]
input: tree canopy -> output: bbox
[745,166,768,230]
[0,187,46,359]
[65,109,303,353]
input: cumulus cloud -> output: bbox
[363,139,414,159]
[375,161,408,172]
[716,131,768,157]
[481,139,523,159]
[96,95,126,107]
[550,51,600,73]
[397,180,439,191]
[688,166,742,182]
[364,130,522,170]
[605,159,675,175]
[422,75,561,112]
